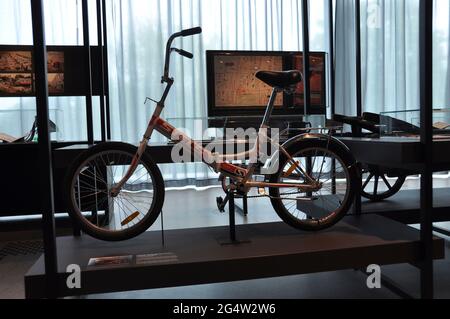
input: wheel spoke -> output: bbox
[362,173,374,190]
[373,176,379,195]
[381,175,393,190]
[70,148,158,238]
[276,146,351,226]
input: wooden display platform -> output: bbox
[340,137,450,170]
[25,215,445,299]
[362,188,450,224]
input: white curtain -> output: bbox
[0,0,103,142]
[335,0,358,116]
[107,0,329,141]
[0,0,329,186]
[434,0,450,108]
[335,0,450,124]
[106,0,328,185]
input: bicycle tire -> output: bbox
[269,139,358,231]
[64,142,165,241]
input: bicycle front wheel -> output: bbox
[269,139,357,231]
[65,142,165,241]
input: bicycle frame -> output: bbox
[112,91,318,196]
[111,28,320,196]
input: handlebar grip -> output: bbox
[180,27,202,37]
[177,49,194,59]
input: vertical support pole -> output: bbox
[301,0,311,115]
[419,0,434,300]
[242,195,248,216]
[328,0,335,116]
[160,210,165,247]
[353,163,362,216]
[306,156,313,198]
[331,158,337,195]
[355,0,363,121]
[96,0,106,142]
[30,0,58,299]
[82,0,94,145]
[102,0,112,140]
[229,192,236,242]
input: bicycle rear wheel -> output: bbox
[65,142,165,241]
[269,139,357,231]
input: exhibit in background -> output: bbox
[0,50,64,96]
[0,45,104,97]
[206,51,327,118]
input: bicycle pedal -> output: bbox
[216,197,226,213]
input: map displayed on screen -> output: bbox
[214,55,284,108]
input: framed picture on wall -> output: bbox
[0,45,104,98]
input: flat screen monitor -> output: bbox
[206,51,326,118]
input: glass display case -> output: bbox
[167,114,327,143]
[380,108,450,139]
[0,107,63,142]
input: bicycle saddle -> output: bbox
[256,70,302,88]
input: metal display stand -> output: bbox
[330,0,436,299]
[25,0,110,297]
[31,0,58,299]
[218,192,251,245]
[418,0,434,299]
[25,214,445,299]
[26,0,441,299]
[0,0,111,218]
[301,0,311,115]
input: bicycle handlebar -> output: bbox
[180,27,202,37]
[163,26,202,81]
[173,48,194,59]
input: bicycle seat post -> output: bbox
[261,88,280,129]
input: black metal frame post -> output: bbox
[353,162,363,215]
[30,0,58,299]
[102,0,112,140]
[419,0,434,299]
[328,0,335,115]
[229,193,237,242]
[328,0,338,195]
[82,0,94,145]
[301,0,311,115]
[96,0,106,142]
[355,0,362,120]
[217,192,251,246]
[354,0,364,215]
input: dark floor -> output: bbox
[0,187,449,299]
